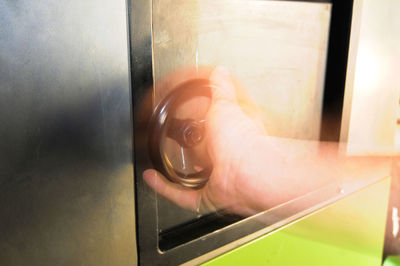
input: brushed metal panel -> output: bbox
[0,0,136,265]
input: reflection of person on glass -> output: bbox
[143,67,391,216]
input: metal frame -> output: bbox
[128,0,355,264]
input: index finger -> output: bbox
[143,169,202,211]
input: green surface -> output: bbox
[384,256,400,266]
[204,177,391,266]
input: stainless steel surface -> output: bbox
[131,0,362,265]
[0,0,136,265]
[153,0,331,141]
[151,0,333,232]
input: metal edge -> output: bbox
[128,0,360,265]
[184,174,392,265]
[128,0,156,264]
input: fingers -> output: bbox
[143,169,201,211]
[209,66,238,103]
[210,66,267,135]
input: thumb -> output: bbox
[209,66,237,103]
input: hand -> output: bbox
[143,66,393,217]
[143,67,268,216]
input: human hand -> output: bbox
[143,66,268,216]
[143,66,394,217]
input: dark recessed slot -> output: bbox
[158,211,243,251]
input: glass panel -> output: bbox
[151,0,332,250]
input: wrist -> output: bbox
[235,136,341,212]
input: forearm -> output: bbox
[237,135,392,212]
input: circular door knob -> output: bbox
[148,79,213,189]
